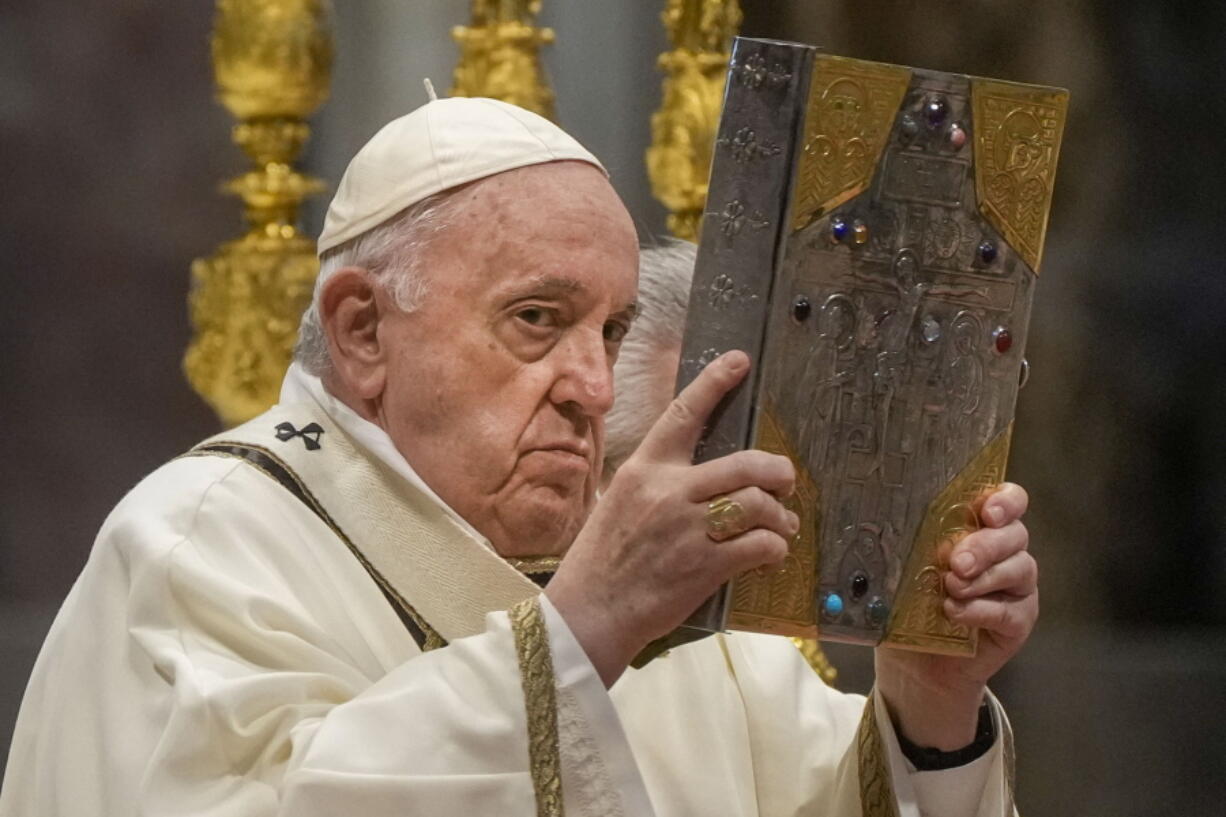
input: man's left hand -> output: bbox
[874,482,1037,750]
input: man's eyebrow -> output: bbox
[618,303,640,321]
[502,274,588,298]
[500,276,638,318]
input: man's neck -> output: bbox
[322,369,381,425]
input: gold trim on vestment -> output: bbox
[999,698,1018,813]
[509,596,565,817]
[856,691,900,817]
[180,443,446,651]
[506,556,562,575]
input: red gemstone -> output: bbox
[949,123,967,149]
[993,327,1013,354]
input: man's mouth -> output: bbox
[522,443,592,473]
[533,446,588,462]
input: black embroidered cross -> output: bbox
[274,422,324,451]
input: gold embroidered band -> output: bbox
[856,691,901,817]
[510,596,565,817]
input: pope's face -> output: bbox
[374,162,639,557]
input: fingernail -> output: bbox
[953,551,976,575]
[984,506,1003,526]
[786,511,800,535]
[724,351,748,373]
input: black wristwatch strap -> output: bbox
[896,700,995,771]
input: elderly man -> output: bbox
[2,98,1037,817]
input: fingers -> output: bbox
[637,351,750,462]
[688,449,796,501]
[946,550,1037,599]
[945,591,1038,641]
[977,482,1029,528]
[717,528,791,576]
[705,486,799,543]
[949,520,1028,580]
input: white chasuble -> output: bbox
[1,380,1016,817]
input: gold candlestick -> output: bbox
[451,0,556,119]
[185,0,333,427]
[646,0,741,241]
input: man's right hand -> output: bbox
[545,350,797,686]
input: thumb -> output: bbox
[637,350,749,462]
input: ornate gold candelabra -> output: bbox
[646,0,741,241]
[185,0,333,427]
[451,0,556,119]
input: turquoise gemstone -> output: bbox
[823,593,845,618]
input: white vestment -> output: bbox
[1,366,1016,816]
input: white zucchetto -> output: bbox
[317,97,607,256]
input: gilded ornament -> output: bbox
[727,407,820,638]
[451,0,556,119]
[883,425,1014,656]
[971,79,1069,272]
[646,0,742,240]
[185,0,333,426]
[212,0,332,120]
[791,56,911,232]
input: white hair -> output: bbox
[604,239,697,470]
[294,191,456,376]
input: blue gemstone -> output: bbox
[899,114,919,141]
[823,593,845,618]
[830,216,849,242]
[978,240,998,264]
[924,96,948,128]
[867,597,888,626]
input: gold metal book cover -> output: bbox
[674,38,1068,654]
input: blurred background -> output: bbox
[2,1,1223,813]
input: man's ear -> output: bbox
[320,267,387,400]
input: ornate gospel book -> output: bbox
[676,38,1068,655]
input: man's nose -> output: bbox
[549,329,615,417]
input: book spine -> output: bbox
[675,37,814,632]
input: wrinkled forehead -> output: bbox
[456,161,628,221]
[416,162,638,306]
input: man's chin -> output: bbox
[490,492,588,558]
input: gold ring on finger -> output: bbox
[706,495,749,541]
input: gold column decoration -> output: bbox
[791,636,838,686]
[185,0,333,427]
[451,0,556,119]
[646,0,742,240]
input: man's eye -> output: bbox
[516,307,557,328]
[603,321,629,344]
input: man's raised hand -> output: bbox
[546,351,796,686]
[874,483,1038,750]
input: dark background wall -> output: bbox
[2,1,1223,814]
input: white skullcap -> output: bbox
[317,97,607,256]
